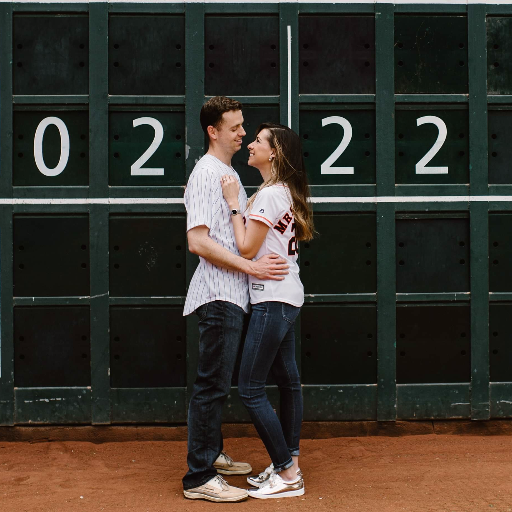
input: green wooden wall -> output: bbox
[1,1,512,425]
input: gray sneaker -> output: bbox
[247,464,302,488]
[213,451,252,475]
[183,475,248,502]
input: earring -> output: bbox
[268,157,272,161]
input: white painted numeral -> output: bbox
[34,117,70,177]
[320,116,354,175]
[131,117,164,176]
[415,116,448,175]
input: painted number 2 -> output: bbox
[320,116,354,175]
[131,117,164,176]
[415,116,448,175]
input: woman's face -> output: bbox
[247,129,274,169]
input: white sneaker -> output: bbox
[247,464,302,488]
[248,471,304,499]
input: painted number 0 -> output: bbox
[34,117,70,177]
[131,117,164,176]
[415,116,448,175]
[320,116,354,175]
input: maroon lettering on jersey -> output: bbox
[274,220,288,234]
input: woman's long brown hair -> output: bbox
[247,123,315,242]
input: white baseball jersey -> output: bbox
[247,184,304,307]
[183,154,249,316]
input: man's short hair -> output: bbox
[200,96,243,135]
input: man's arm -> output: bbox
[188,225,288,281]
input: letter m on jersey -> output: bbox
[274,220,288,234]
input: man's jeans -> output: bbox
[182,300,245,490]
[238,301,302,473]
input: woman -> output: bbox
[221,123,314,499]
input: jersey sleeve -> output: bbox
[248,187,281,228]
[184,167,220,232]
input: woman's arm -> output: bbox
[221,175,270,259]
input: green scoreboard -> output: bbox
[1,0,512,426]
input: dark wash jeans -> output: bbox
[182,300,246,490]
[238,301,302,473]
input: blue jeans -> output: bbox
[238,301,302,473]
[182,300,246,490]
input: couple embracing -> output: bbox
[182,96,314,502]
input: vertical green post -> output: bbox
[375,3,396,421]
[184,2,205,412]
[0,4,14,425]
[279,2,300,376]
[0,3,12,198]
[279,2,298,132]
[468,4,490,420]
[89,2,110,424]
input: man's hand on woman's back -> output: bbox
[248,254,289,281]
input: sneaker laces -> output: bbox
[267,471,280,489]
[258,464,274,479]
[220,451,234,467]
[212,475,230,491]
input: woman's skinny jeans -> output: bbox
[238,301,302,473]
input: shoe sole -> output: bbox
[183,491,248,502]
[215,468,252,475]
[248,487,305,500]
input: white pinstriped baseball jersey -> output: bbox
[247,184,304,307]
[183,154,249,316]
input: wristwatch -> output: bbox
[231,209,241,216]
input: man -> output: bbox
[182,96,289,503]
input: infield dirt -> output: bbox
[1,432,512,511]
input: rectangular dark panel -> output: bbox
[395,15,468,94]
[302,385,377,421]
[231,106,280,187]
[395,108,469,185]
[13,14,88,95]
[489,304,512,382]
[110,388,186,423]
[15,388,91,424]
[396,304,471,384]
[109,15,185,95]
[487,17,512,95]
[488,110,512,184]
[299,108,376,185]
[110,307,186,388]
[300,214,377,294]
[299,16,375,94]
[14,306,90,387]
[301,305,377,385]
[13,110,89,186]
[109,215,186,297]
[205,16,279,96]
[13,215,90,297]
[397,383,470,419]
[109,111,185,186]
[489,213,512,292]
[491,383,512,418]
[396,215,469,293]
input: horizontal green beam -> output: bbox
[304,293,376,304]
[108,95,185,105]
[13,95,89,104]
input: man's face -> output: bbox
[214,110,246,155]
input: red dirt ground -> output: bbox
[2,432,512,512]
